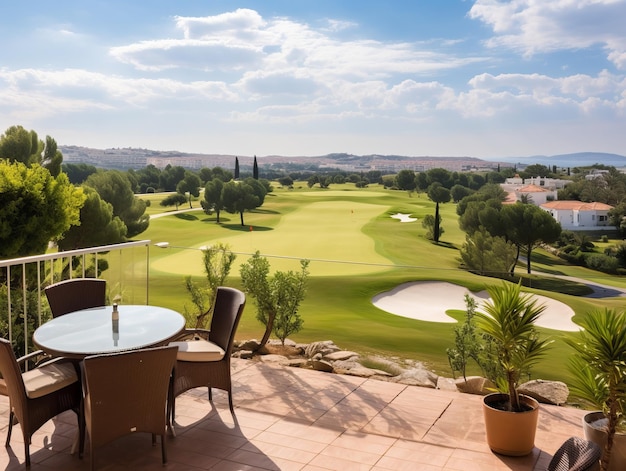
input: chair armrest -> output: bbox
[16,350,47,365]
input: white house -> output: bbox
[540,200,614,230]
[513,184,556,206]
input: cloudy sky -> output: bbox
[1,0,625,158]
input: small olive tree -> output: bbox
[239,251,310,348]
[184,243,236,329]
[447,295,482,381]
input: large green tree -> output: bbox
[176,171,201,208]
[158,165,186,191]
[202,178,225,223]
[0,160,84,258]
[395,169,416,191]
[160,193,188,210]
[501,203,562,274]
[222,181,261,226]
[84,170,149,238]
[58,187,126,250]
[0,125,63,177]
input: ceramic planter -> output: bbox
[482,392,539,456]
[583,411,626,471]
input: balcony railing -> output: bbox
[0,240,151,356]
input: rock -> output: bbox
[342,365,389,378]
[234,350,254,359]
[305,340,341,358]
[239,339,261,351]
[324,351,359,361]
[391,367,438,388]
[330,360,392,377]
[268,338,297,347]
[310,360,334,373]
[455,376,495,395]
[436,377,458,391]
[518,379,569,405]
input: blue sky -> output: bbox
[1,0,625,158]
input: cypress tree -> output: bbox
[253,155,259,179]
[234,157,240,179]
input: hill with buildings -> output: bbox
[59,145,625,173]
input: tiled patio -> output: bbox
[1,358,588,470]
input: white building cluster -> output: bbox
[501,175,613,230]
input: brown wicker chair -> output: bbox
[45,278,106,318]
[0,338,82,468]
[169,286,245,423]
[548,436,602,471]
[81,345,177,471]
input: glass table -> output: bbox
[33,305,186,359]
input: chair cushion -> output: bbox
[22,361,78,399]
[170,339,225,362]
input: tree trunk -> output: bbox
[434,202,440,242]
[257,311,276,350]
[240,211,245,226]
[215,209,220,223]
[526,245,532,274]
[510,244,520,276]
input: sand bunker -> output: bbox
[372,281,580,332]
[390,213,417,222]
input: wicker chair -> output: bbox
[0,338,82,468]
[81,345,177,471]
[548,436,602,471]
[169,286,245,424]
[45,278,106,318]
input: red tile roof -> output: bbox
[541,200,614,211]
[517,184,551,193]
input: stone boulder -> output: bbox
[391,366,438,388]
[310,360,334,373]
[305,341,341,358]
[323,351,359,361]
[518,379,569,405]
[330,360,391,377]
[455,376,495,396]
[436,377,458,392]
[238,339,261,351]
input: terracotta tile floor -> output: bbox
[1,358,587,470]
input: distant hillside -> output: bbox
[485,152,626,168]
[60,145,626,172]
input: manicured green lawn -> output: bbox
[139,183,626,384]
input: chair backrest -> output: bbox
[45,278,107,317]
[208,287,246,354]
[548,436,602,471]
[82,345,177,448]
[0,338,27,415]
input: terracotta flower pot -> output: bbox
[583,411,626,471]
[482,392,539,456]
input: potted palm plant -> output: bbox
[476,281,552,456]
[566,308,626,471]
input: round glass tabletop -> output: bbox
[33,305,186,358]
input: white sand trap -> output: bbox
[372,281,580,332]
[390,213,417,222]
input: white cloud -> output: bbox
[109,9,484,81]
[469,0,626,68]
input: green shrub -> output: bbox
[584,253,619,274]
